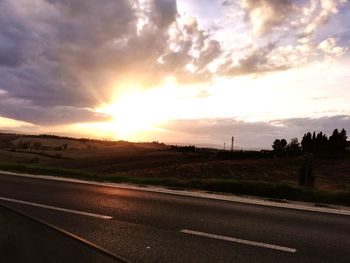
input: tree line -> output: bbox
[272,128,348,155]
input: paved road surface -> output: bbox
[0,205,121,263]
[1,173,350,262]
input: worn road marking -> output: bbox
[2,170,350,216]
[0,196,112,219]
[180,229,297,253]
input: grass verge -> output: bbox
[1,162,350,206]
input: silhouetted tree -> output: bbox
[301,128,348,154]
[329,128,348,152]
[286,138,302,156]
[340,128,347,145]
[301,132,312,152]
[314,132,328,152]
[272,139,287,155]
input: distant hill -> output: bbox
[0,132,167,151]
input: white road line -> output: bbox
[180,229,297,253]
[1,170,350,216]
[0,196,112,219]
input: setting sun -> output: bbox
[100,94,164,139]
[96,79,179,139]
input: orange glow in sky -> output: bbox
[1,0,350,148]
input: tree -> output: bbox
[286,138,302,156]
[301,132,312,152]
[277,128,348,155]
[340,128,347,143]
[329,129,344,152]
[272,139,287,155]
[315,132,328,152]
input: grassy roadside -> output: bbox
[1,162,350,206]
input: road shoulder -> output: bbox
[1,170,350,216]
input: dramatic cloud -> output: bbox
[240,0,348,39]
[241,0,296,36]
[0,0,349,130]
[151,0,178,29]
[296,0,348,43]
[0,0,223,124]
[219,43,290,76]
[220,0,349,77]
[0,101,110,126]
[0,0,139,123]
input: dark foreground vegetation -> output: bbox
[0,131,349,206]
[272,128,348,156]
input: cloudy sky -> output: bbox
[0,0,350,149]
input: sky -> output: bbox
[0,0,350,149]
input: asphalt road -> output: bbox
[0,173,350,262]
[0,205,120,263]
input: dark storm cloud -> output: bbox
[0,0,139,120]
[0,40,23,67]
[0,95,110,125]
[151,0,178,29]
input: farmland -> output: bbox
[1,133,350,205]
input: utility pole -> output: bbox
[224,142,226,151]
[231,136,234,151]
